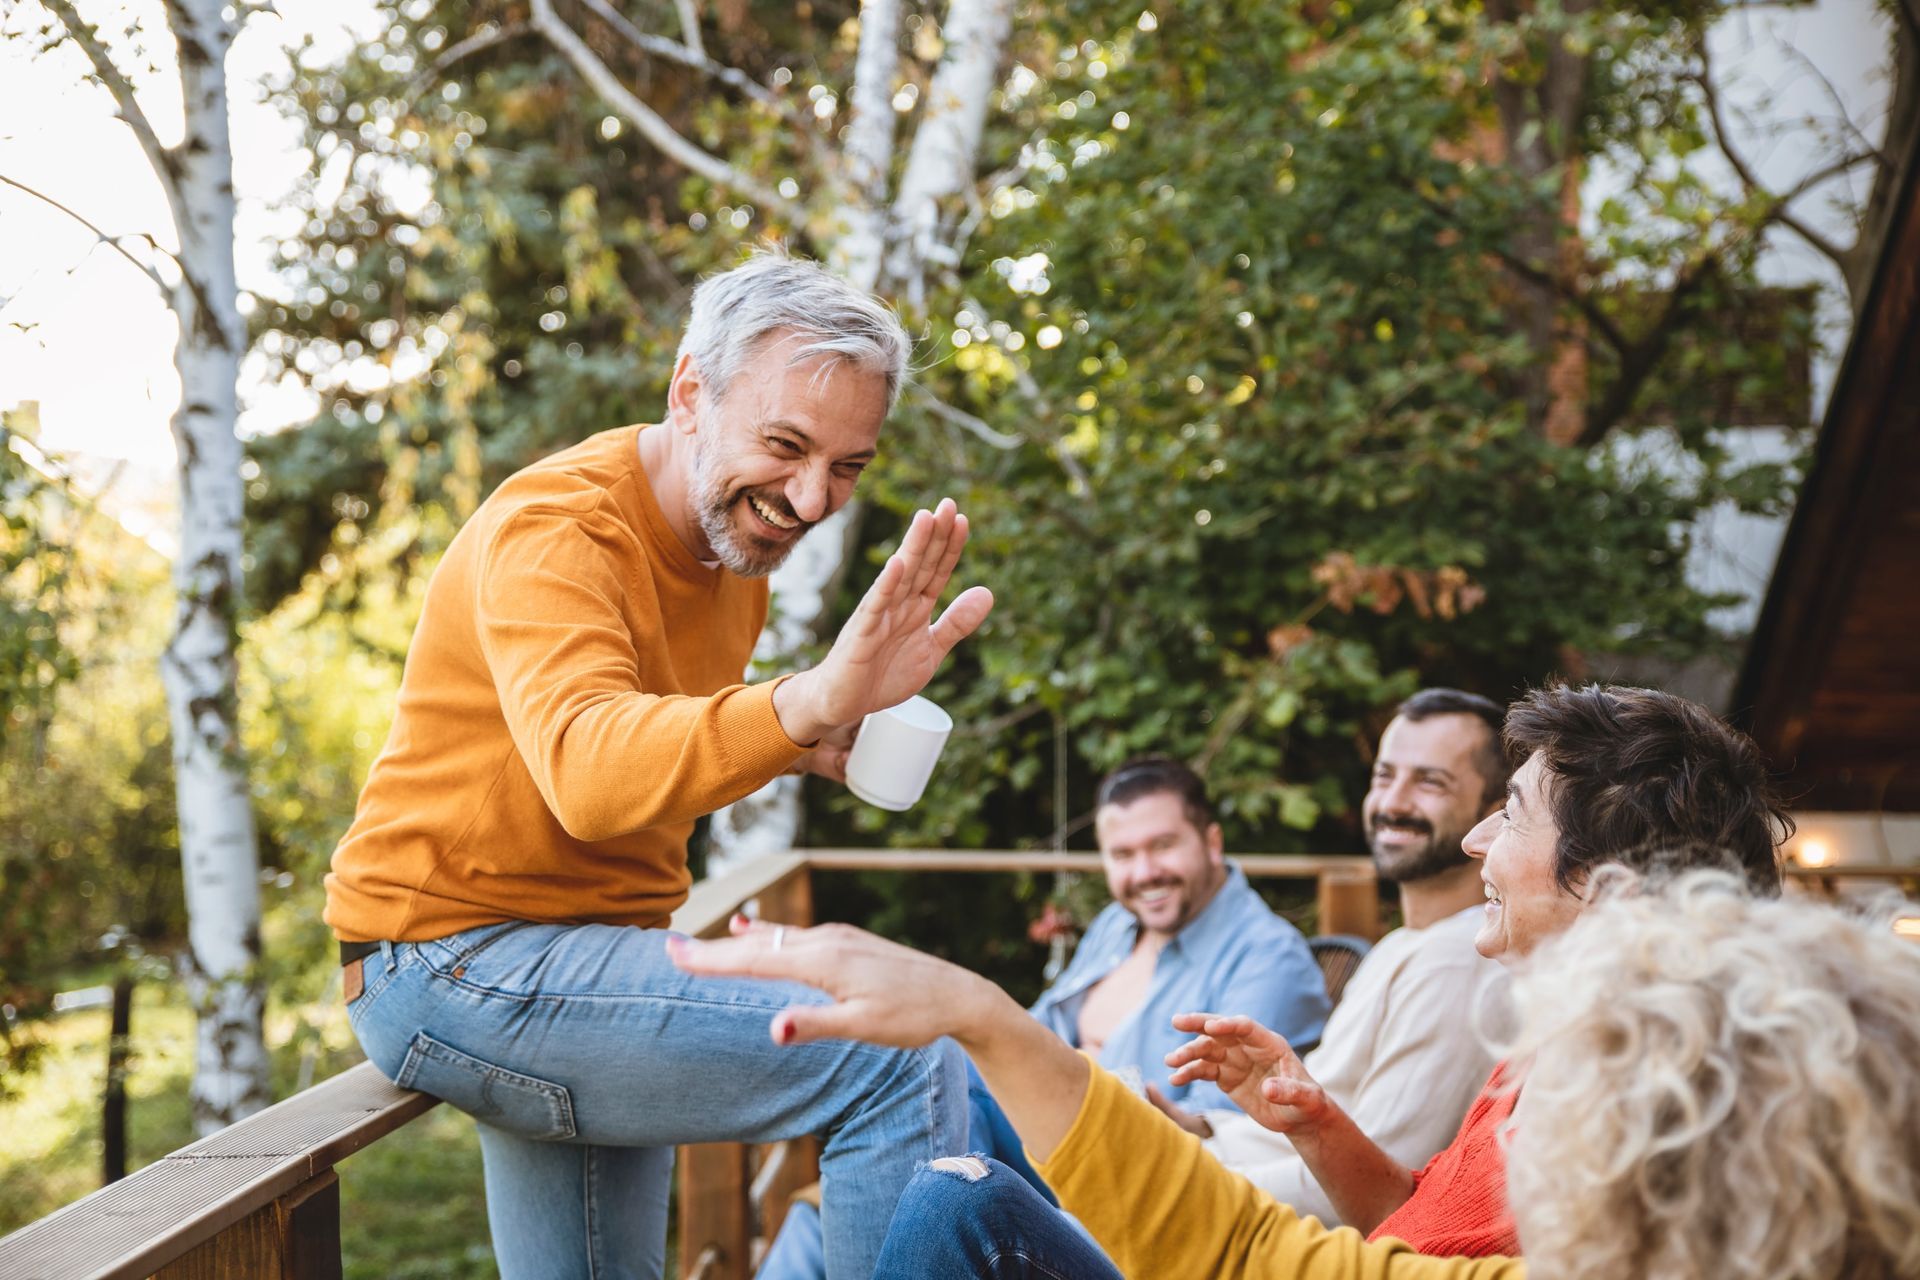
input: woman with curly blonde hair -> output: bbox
[1505,870,1920,1280]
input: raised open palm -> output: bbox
[794,498,993,733]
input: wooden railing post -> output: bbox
[678,1143,751,1280]
[751,865,820,1248]
[152,1170,341,1280]
[1318,867,1382,941]
[677,861,818,1279]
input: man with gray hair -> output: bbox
[326,252,993,1279]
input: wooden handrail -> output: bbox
[0,1059,435,1280]
[801,848,1375,877]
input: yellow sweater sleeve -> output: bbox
[474,502,807,842]
[1036,1060,1527,1280]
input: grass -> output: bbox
[0,982,497,1278]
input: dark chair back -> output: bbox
[1310,934,1373,1009]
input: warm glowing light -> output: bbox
[1796,838,1835,868]
[1894,917,1920,941]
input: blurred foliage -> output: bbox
[226,0,1850,977]
[0,446,180,1094]
[1,429,78,738]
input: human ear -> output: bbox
[667,353,704,434]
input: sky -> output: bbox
[0,0,1898,554]
[0,0,382,545]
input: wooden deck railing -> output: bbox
[0,854,1902,1279]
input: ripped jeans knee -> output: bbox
[926,1154,994,1182]
[872,1156,1123,1280]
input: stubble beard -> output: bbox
[690,429,798,580]
[1367,816,1474,885]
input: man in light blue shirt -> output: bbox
[756,757,1328,1277]
[1029,755,1330,1112]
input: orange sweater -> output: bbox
[325,426,809,942]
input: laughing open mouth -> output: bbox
[747,493,798,531]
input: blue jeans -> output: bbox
[756,1058,1062,1279]
[347,922,968,1280]
[870,1157,1123,1279]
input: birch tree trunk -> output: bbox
[161,0,268,1132]
[39,0,266,1133]
[705,0,1014,871]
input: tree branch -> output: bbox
[672,0,706,61]
[1779,41,1890,168]
[405,21,534,99]
[0,173,170,294]
[41,0,181,213]
[908,382,1025,448]
[885,0,1016,297]
[1693,54,1851,270]
[575,0,815,141]
[1408,184,1632,356]
[834,0,904,289]
[1574,251,1719,446]
[531,0,805,222]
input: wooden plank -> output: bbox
[0,1062,433,1280]
[749,868,820,1247]
[151,1171,341,1280]
[800,848,1374,879]
[678,1143,750,1280]
[670,852,808,939]
[1733,119,1920,778]
[1317,870,1383,941]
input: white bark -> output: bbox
[884,0,1014,300]
[833,0,905,292]
[43,0,275,1133]
[709,0,1013,868]
[164,0,268,1136]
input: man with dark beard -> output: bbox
[1149,689,1511,1226]
[326,253,994,1279]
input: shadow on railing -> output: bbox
[2,852,1899,1279]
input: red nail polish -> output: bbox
[775,1018,793,1045]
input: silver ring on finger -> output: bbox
[772,926,787,952]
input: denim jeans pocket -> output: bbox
[396,1031,578,1140]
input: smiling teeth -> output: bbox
[749,495,795,529]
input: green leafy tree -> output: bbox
[251,0,1907,973]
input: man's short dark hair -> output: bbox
[1395,687,1510,807]
[1503,684,1790,896]
[1096,756,1217,834]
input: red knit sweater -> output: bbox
[1367,1063,1521,1257]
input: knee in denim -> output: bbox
[927,1154,993,1182]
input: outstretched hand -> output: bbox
[774,499,993,744]
[668,915,1005,1050]
[1164,1012,1333,1137]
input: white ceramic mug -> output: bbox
[843,695,954,811]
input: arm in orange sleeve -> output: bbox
[475,502,808,841]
